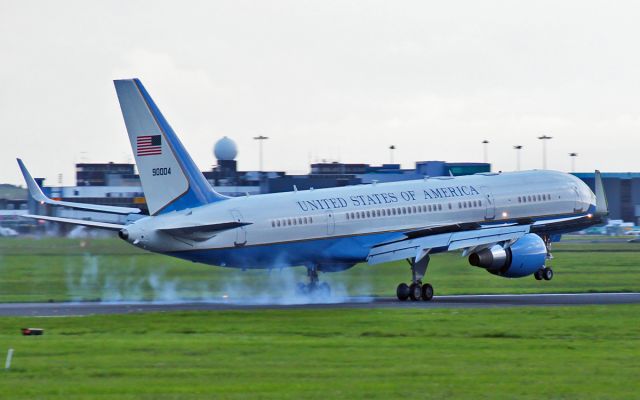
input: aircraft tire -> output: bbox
[421,283,434,301]
[542,267,554,281]
[409,283,422,301]
[534,270,543,280]
[396,283,410,301]
[318,282,331,297]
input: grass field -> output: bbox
[0,237,639,398]
[0,306,639,399]
[0,237,639,302]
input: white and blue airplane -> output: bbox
[18,79,609,301]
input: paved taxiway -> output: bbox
[0,292,639,316]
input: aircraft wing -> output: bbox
[22,214,125,231]
[17,158,141,215]
[367,214,602,266]
[367,224,531,265]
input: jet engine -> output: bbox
[468,233,547,278]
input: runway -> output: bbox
[1,292,639,316]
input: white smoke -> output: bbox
[64,253,372,305]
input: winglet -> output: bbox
[595,170,609,215]
[17,158,49,204]
[16,158,141,215]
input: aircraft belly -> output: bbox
[164,232,401,269]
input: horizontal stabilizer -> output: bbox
[158,221,251,242]
[22,214,125,231]
[17,159,141,215]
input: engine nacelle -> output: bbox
[468,233,547,278]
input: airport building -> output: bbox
[2,137,640,233]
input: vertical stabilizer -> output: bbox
[594,170,609,215]
[114,79,226,215]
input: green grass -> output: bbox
[0,237,639,302]
[0,306,638,399]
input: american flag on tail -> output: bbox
[137,135,162,156]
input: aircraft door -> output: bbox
[229,209,247,246]
[326,211,335,235]
[480,186,496,220]
[573,186,584,212]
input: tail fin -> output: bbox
[594,170,609,215]
[114,79,227,215]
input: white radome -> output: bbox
[213,136,238,160]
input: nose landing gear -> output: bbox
[396,255,434,301]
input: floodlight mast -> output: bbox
[513,145,523,171]
[569,152,578,172]
[538,135,552,169]
[482,140,489,164]
[253,135,269,173]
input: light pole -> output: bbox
[482,140,489,164]
[569,152,578,172]
[253,135,269,172]
[513,145,523,171]
[389,145,396,164]
[537,135,552,169]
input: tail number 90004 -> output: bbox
[152,167,171,176]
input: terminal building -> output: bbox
[2,136,639,233]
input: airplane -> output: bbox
[17,78,609,301]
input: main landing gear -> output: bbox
[297,265,331,297]
[534,267,554,281]
[396,255,434,301]
[534,234,554,281]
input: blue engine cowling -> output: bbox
[468,233,547,278]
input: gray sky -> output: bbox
[1,0,639,186]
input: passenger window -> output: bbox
[304,217,308,224]
[448,203,452,210]
[438,204,443,211]
[309,217,313,223]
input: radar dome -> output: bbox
[213,136,238,160]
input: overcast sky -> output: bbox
[1,0,639,186]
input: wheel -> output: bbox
[318,282,331,298]
[396,283,410,301]
[296,282,308,295]
[542,267,554,281]
[534,269,543,281]
[421,283,434,301]
[409,283,422,301]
